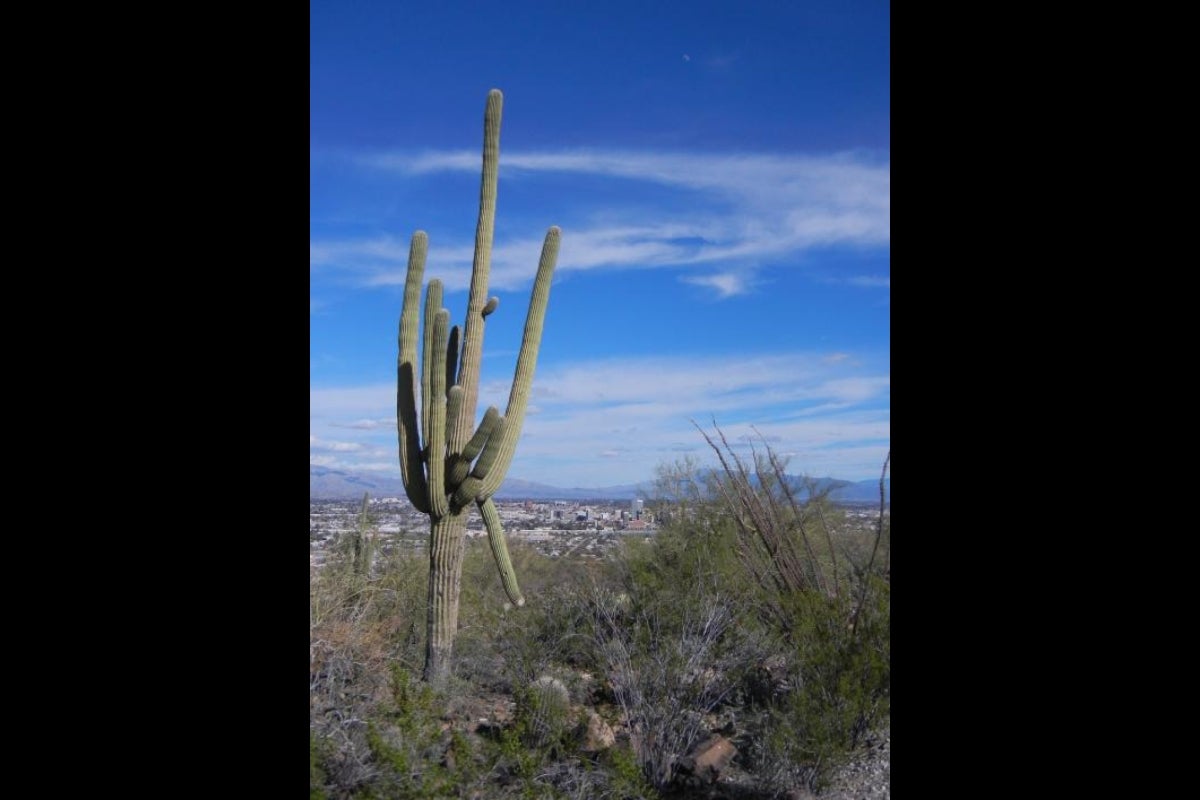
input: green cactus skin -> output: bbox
[521,675,570,748]
[476,227,559,501]
[450,89,503,458]
[446,325,461,391]
[397,234,430,513]
[479,496,524,606]
[422,280,444,455]
[427,309,450,520]
[395,89,558,683]
[353,491,372,576]
[447,406,500,488]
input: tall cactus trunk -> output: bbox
[423,511,470,683]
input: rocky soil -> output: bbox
[816,725,890,800]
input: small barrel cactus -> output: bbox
[519,675,571,748]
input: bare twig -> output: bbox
[851,450,890,637]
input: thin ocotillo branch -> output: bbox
[696,420,798,606]
[748,432,816,595]
[851,450,890,637]
[756,428,829,597]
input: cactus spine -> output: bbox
[396,89,560,683]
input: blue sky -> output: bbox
[310,0,890,488]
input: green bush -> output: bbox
[609,434,891,793]
[746,583,890,792]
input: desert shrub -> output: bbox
[589,580,747,792]
[354,666,481,799]
[456,538,608,693]
[739,586,889,794]
[610,429,891,794]
[310,542,432,797]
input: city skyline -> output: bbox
[310,1,890,487]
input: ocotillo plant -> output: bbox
[397,89,560,683]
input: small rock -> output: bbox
[578,710,616,753]
[686,734,737,783]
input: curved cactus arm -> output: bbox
[478,496,525,606]
[422,279,445,454]
[462,406,501,463]
[447,405,500,489]
[477,227,560,500]
[427,309,451,519]
[451,416,507,509]
[450,88,503,456]
[397,232,430,513]
[452,480,482,511]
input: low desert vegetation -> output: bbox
[310,429,890,799]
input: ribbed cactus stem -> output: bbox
[476,227,560,500]
[426,513,467,680]
[446,325,461,392]
[450,88,503,456]
[427,309,450,519]
[444,385,464,472]
[397,232,430,513]
[354,491,371,575]
[479,497,524,606]
[422,280,444,453]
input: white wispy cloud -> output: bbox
[311,149,889,296]
[681,271,754,298]
[310,352,889,486]
[330,418,396,430]
[311,384,395,416]
[310,435,368,453]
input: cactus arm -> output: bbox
[447,405,500,489]
[421,279,445,455]
[397,232,430,513]
[444,385,464,469]
[478,496,525,606]
[476,227,560,500]
[446,324,461,393]
[451,416,507,509]
[427,309,451,519]
[462,406,501,463]
[450,89,503,456]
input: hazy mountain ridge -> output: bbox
[311,465,889,504]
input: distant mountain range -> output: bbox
[311,465,889,505]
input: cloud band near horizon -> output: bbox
[311,350,890,486]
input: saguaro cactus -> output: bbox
[397,89,560,683]
[352,491,372,577]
